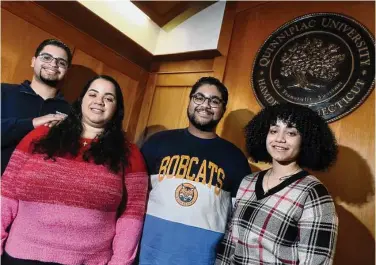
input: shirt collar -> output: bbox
[20,80,65,100]
[255,169,309,200]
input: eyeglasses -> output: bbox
[190,93,223,108]
[38,53,69,69]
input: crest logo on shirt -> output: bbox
[175,183,198,207]
[158,155,226,196]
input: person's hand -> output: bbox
[32,113,67,128]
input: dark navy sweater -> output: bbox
[1,80,70,174]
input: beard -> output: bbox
[187,107,222,132]
[39,68,60,87]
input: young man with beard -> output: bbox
[1,39,72,174]
[138,77,251,265]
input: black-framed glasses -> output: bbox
[190,93,223,108]
[38,53,68,69]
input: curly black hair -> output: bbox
[245,103,338,171]
[32,75,129,173]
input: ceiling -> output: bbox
[130,1,217,31]
[34,1,224,69]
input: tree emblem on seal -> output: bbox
[280,38,346,91]
[251,13,375,122]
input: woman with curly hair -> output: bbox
[1,75,148,265]
[216,103,338,265]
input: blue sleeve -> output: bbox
[230,153,251,198]
[1,85,34,148]
[1,117,34,148]
[140,135,159,175]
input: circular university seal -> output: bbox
[251,13,375,122]
[175,183,198,207]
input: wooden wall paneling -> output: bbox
[222,2,375,265]
[177,87,192,129]
[235,1,269,14]
[156,71,214,87]
[328,90,375,225]
[133,73,158,146]
[123,78,140,132]
[127,70,150,142]
[212,2,237,81]
[215,5,264,161]
[315,93,375,265]
[153,50,221,63]
[1,1,144,81]
[220,2,265,120]
[146,86,190,131]
[151,59,214,73]
[0,9,74,85]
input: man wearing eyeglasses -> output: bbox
[138,77,251,265]
[1,39,72,175]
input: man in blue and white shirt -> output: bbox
[139,77,251,265]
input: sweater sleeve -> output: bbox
[1,127,46,254]
[108,144,149,265]
[215,218,236,265]
[230,152,251,203]
[215,176,249,265]
[298,183,338,265]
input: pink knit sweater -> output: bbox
[1,126,148,265]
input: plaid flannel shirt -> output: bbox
[216,170,338,265]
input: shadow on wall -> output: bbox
[58,64,98,103]
[314,145,375,265]
[136,125,167,148]
[221,109,260,173]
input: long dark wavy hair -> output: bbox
[32,75,130,174]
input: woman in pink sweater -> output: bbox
[1,75,149,265]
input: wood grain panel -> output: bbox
[127,70,150,141]
[151,59,214,73]
[134,73,158,146]
[146,86,190,132]
[235,1,269,14]
[156,72,214,87]
[1,9,74,85]
[153,49,221,63]
[213,2,237,80]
